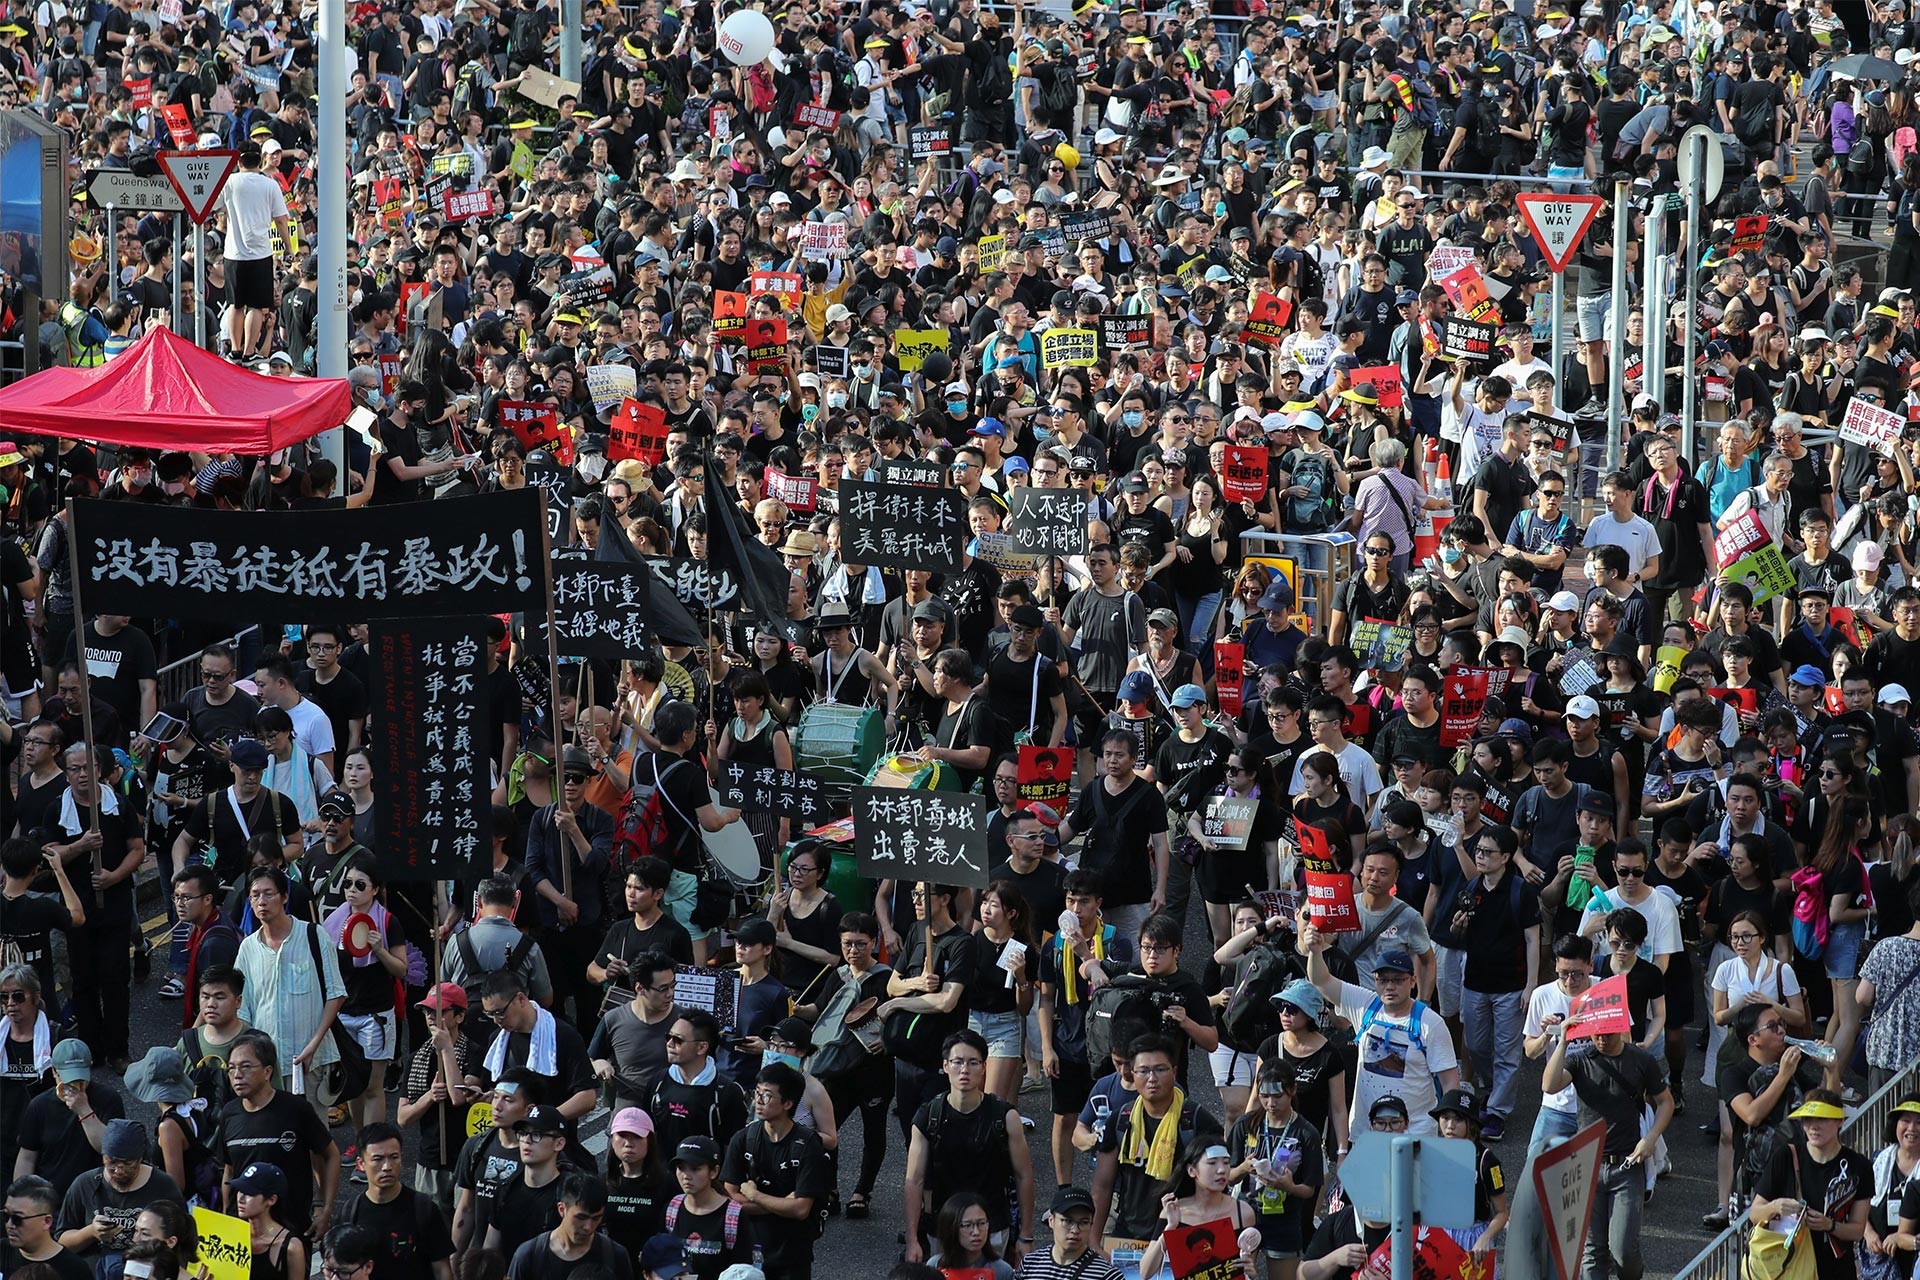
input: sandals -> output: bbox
[846,1194,871,1219]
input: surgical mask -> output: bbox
[577,454,608,483]
[124,468,150,487]
[1123,410,1144,429]
[764,1050,802,1071]
[827,391,849,409]
[162,480,186,497]
[854,366,874,379]
[947,400,968,414]
[778,390,790,404]
[1441,545,1464,564]
[1034,425,1053,443]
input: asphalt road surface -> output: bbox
[96,892,1718,1279]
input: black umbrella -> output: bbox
[1832,54,1904,81]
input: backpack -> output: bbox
[453,926,537,1008]
[1039,64,1077,125]
[666,1193,742,1248]
[1734,94,1775,149]
[920,1093,1015,1208]
[1789,864,1830,961]
[1219,942,1301,1053]
[1357,994,1429,1060]
[1285,452,1335,532]
[1474,97,1505,158]
[615,756,695,873]
[1085,974,1168,1069]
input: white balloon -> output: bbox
[718,8,775,66]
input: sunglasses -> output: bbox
[1615,865,1646,878]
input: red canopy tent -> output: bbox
[0,326,352,454]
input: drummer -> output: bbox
[890,601,952,747]
[811,604,898,710]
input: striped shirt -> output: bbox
[235,918,347,1068]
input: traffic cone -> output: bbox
[1422,451,1453,562]
[1422,434,1440,492]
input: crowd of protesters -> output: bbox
[14,0,1920,1276]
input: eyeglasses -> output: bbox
[1133,1063,1172,1076]
[1540,489,1565,498]
[1729,931,1762,943]
[343,878,372,891]
[227,1060,266,1074]
[1364,546,1392,556]
[1759,1020,1786,1034]
[1138,942,1175,955]
[563,773,589,784]
[1615,865,1646,878]
[665,1033,689,1045]
[648,982,677,994]
[200,669,233,681]
[481,1004,514,1022]
[1819,768,1843,779]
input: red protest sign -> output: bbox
[1246,292,1294,348]
[714,291,749,344]
[125,78,153,109]
[1221,445,1268,504]
[1017,745,1073,810]
[1365,1226,1478,1280]
[498,400,572,465]
[1825,686,1847,715]
[1351,364,1405,410]
[372,176,405,229]
[1164,1217,1242,1280]
[397,280,428,334]
[1292,817,1335,872]
[1304,869,1361,933]
[161,103,195,148]
[1440,263,1498,323]
[748,271,803,310]
[1710,686,1762,731]
[377,352,403,398]
[442,188,496,222]
[1566,973,1631,1041]
[765,467,817,513]
[1441,668,1491,747]
[1731,215,1770,254]
[792,102,843,131]
[1214,641,1245,716]
[607,397,667,467]
[744,316,789,374]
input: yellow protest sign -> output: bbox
[466,1099,494,1137]
[1040,327,1098,370]
[1651,644,1687,695]
[510,139,536,181]
[892,328,949,371]
[193,1207,252,1280]
[978,233,1006,272]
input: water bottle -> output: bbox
[1785,1036,1838,1067]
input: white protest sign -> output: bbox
[1839,395,1906,457]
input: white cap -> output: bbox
[797,372,820,389]
[1881,683,1913,707]
[1094,127,1122,145]
[945,382,969,396]
[1632,392,1658,411]
[1548,590,1582,612]
[1565,694,1602,719]
[994,189,1018,205]
[767,191,792,208]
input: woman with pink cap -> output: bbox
[604,1106,671,1260]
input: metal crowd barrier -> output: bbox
[154,626,261,709]
[1237,529,1354,638]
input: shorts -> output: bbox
[340,1010,397,1062]
[1824,919,1866,980]
[970,1008,1026,1059]
[226,255,276,310]
[1209,1042,1257,1089]
[1051,1055,1094,1115]
[1576,290,1613,343]
[1433,944,1466,1017]
[664,868,714,944]
[1256,1209,1309,1258]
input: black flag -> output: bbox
[704,482,806,646]
[596,505,706,648]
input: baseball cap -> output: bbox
[419,982,468,1010]
[1257,577,1295,612]
[1565,695,1601,719]
[1789,664,1828,688]
[1548,590,1582,613]
[1373,949,1416,975]
[1370,1095,1411,1122]
[1118,670,1157,703]
[611,1108,655,1137]
[514,1105,566,1136]
[1050,1187,1097,1217]
[1170,683,1208,709]
[1881,684,1913,707]
[228,738,269,769]
[1496,717,1535,745]
[102,1118,147,1160]
[50,1038,91,1084]
[1147,607,1181,630]
[1578,791,1617,818]
[1009,603,1047,628]
[1855,542,1884,571]
[317,788,354,817]
[229,1162,289,1197]
[673,1135,723,1166]
[640,1235,688,1279]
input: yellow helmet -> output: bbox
[1055,142,1081,170]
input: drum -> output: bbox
[863,753,963,792]
[793,703,884,785]
[705,786,765,886]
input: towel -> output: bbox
[1122,1088,1186,1181]
[484,1002,557,1077]
[31,1009,50,1074]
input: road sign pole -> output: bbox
[194,223,206,349]
[170,216,181,334]
[1550,269,1565,414]
[317,0,349,493]
[1684,151,1704,464]
[105,203,116,304]
[1644,211,1666,415]
[1607,178,1632,471]
[1390,1137,1416,1280]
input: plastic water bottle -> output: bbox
[1786,1037,1838,1067]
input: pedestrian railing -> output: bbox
[154,627,260,710]
[1671,1059,1920,1280]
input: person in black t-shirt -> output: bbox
[902,1029,1034,1261]
[925,649,997,793]
[484,1104,571,1260]
[590,857,697,989]
[215,1030,339,1236]
[1752,1088,1873,1280]
[507,1170,634,1280]
[721,1063,832,1280]
[0,1174,94,1280]
[337,1122,455,1280]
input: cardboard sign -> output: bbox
[125,77,153,109]
[1304,868,1361,932]
[1221,445,1268,504]
[162,102,195,148]
[1351,364,1405,410]
[443,187,496,222]
[893,328,949,371]
[1041,327,1099,369]
[1202,796,1258,853]
[880,456,945,488]
[718,761,834,826]
[1441,668,1491,747]
[1006,488,1087,558]
[792,102,843,130]
[1427,243,1476,280]
[744,316,789,374]
[978,233,1007,272]
[1165,1217,1243,1280]
[1062,209,1114,244]
[765,467,818,513]
[714,291,748,343]
[748,271,803,309]
[840,480,969,575]
[1215,641,1245,716]
[192,1207,252,1280]
[1565,973,1631,1040]
[1352,619,1413,672]
[546,548,658,657]
[802,220,848,261]
[1018,744,1073,809]
[673,964,741,1031]
[1730,214,1770,254]
[499,400,572,465]
[1440,316,1497,363]
[1840,395,1906,456]
[515,66,583,109]
[607,397,667,467]
[853,787,992,888]
[815,345,850,380]
[1713,513,1796,606]
[1246,291,1294,348]
[1100,314,1152,350]
[909,122,953,160]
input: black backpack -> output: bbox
[1219,942,1301,1054]
[1285,453,1335,532]
[454,925,538,1008]
[1085,974,1168,1069]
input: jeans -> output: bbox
[1527,1105,1580,1162]
[1583,1159,1646,1280]
[1461,987,1526,1118]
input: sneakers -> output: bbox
[158,974,186,1000]
[1479,1114,1506,1143]
[1574,395,1607,421]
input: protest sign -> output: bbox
[542,548,658,657]
[1221,445,1268,504]
[1017,745,1073,809]
[1840,395,1905,456]
[1714,513,1796,606]
[841,480,969,575]
[744,316,789,374]
[514,66,582,108]
[526,457,571,545]
[1246,292,1294,347]
[748,271,803,307]
[673,965,741,1032]
[377,351,403,397]
[975,531,1039,576]
[1202,796,1257,852]
[1439,262,1499,323]
[193,1208,252,1280]
[1041,327,1099,369]
[371,617,490,881]
[893,328,949,371]
[714,291,748,343]
[1440,317,1497,362]
[397,281,429,333]
[1566,973,1632,1040]
[765,468,818,513]
[1363,1226,1476,1280]
[1731,214,1770,254]
[559,263,615,307]
[647,555,741,612]
[162,102,195,147]
[802,220,848,261]
[1441,668,1492,746]
[1351,365,1405,409]
[497,400,572,466]
[1100,314,1152,350]
[880,456,945,487]
[607,397,668,467]
[1710,686,1763,730]
[584,365,637,414]
[443,187,495,222]
[1165,1218,1243,1280]
[1304,868,1361,932]
[1351,619,1413,671]
[1650,643,1687,695]
[793,102,842,130]
[1427,243,1476,280]
[718,761,835,826]
[1292,817,1333,869]
[853,787,992,888]
[1007,488,1087,558]
[74,490,548,619]
[1215,642,1245,716]
[814,345,850,380]
[1032,226,1067,262]
[909,122,953,160]
[978,233,1007,272]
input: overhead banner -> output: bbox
[371,617,490,881]
[73,490,548,619]
[853,787,992,888]
[840,480,968,575]
[1006,488,1087,558]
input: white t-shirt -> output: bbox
[1711,954,1802,1023]
[217,169,289,262]
[1577,886,1684,968]
[1524,983,1583,1114]
[1291,741,1383,808]
[1581,512,1663,579]
[1334,979,1458,1138]
[283,695,337,763]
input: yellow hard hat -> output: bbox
[1055,142,1081,170]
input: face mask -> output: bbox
[764,1050,802,1071]
[1034,425,1053,443]
[162,480,186,496]
[778,391,790,404]
[828,391,848,409]
[577,454,608,483]
[1123,410,1145,429]
[124,469,150,487]
[1441,545,1464,564]
[946,400,968,414]
[854,366,874,379]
